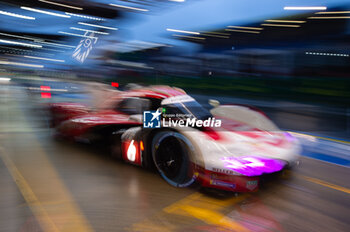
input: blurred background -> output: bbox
[0,1,349,232]
[1,0,350,135]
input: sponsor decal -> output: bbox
[210,180,236,189]
[246,180,258,190]
[143,110,161,128]
[212,168,236,175]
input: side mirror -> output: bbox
[208,99,220,108]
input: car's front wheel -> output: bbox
[152,131,196,187]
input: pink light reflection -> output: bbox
[221,156,286,176]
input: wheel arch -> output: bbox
[142,128,205,171]
[141,128,178,169]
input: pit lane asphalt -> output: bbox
[0,85,349,232]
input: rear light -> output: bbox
[111,82,119,88]
[41,92,51,98]
[140,140,144,151]
[40,85,50,91]
[40,86,51,99]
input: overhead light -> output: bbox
[129,40,168,47]
[39,0,83,10]
[70,27,109,35]
[23,55,65,62]
[0,77,11,82]
[0,32,38,41]
[201,33,229,39]
[265,19,306,23]
[0,39,42,48]
[284,6,327,10]
[108,60,154,69]
[305,52,349,57]
[38,41,74,49]
[224,29,261,34]
[315,11,350,14]
[26,86,67,92]
[169,0,185,2]
[21,6,71,18]
[40,47,66,53]
[173,34,205,40]
[0,10,35,20]
[0,46,34,54]
[109,4,149,12]
[308,16,350,19]
[58,31,98,39]
[0,32,73,49]
[167,28,200,35]
[65,12,104,21]
[227,26,263,30]
[0,60,44,68]
[201,31,230,36]
[261,23,301,28]
[78,22,118,30]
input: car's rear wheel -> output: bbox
[152,131,196,187]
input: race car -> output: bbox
[49,85,301,192]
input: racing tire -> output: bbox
[152,131,196,187]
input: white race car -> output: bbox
[50,85,301,192]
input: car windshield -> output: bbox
[162,100,212,120]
